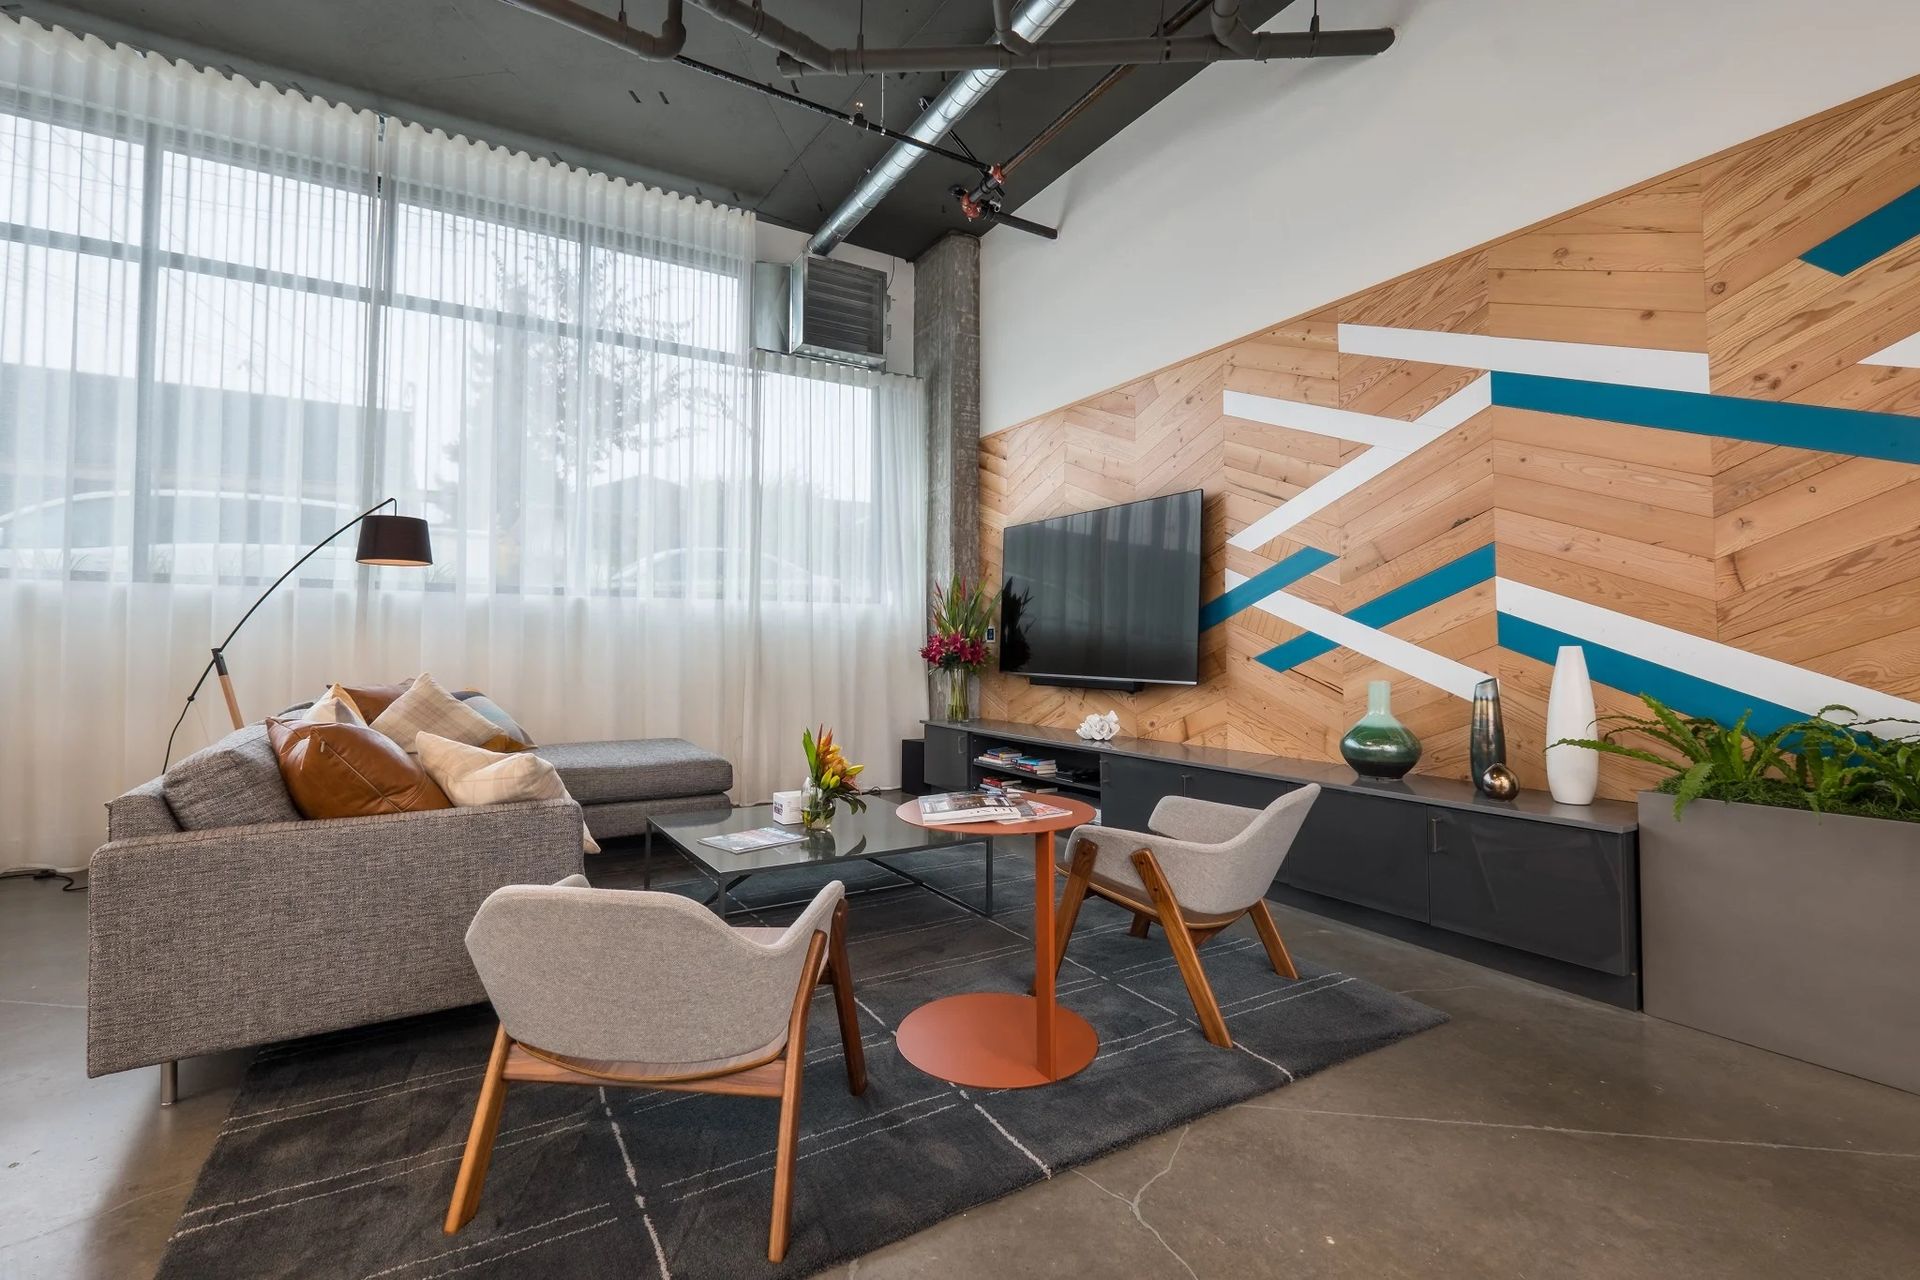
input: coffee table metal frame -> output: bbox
[645,795,997,919]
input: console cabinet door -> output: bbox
[923,725,972,791]
[1427,811,1637,975]
[1278,789,1430,922]
[1099,756,1296,833]
[1097,755,1184,833]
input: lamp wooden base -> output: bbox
[896,992,1099,1089]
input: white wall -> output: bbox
[756,222,916,376]
[981,0,1920,433]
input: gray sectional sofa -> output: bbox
[87,724,733,1085]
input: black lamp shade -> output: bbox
[356,514,433,567]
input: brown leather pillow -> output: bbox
[338,679,414,722]
[266,717,452,819]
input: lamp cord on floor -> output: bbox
[0,867,85,892]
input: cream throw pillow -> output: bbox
[303,683,367,726]
[415,731,600,853]
[372,672,503,754]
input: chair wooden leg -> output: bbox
[769,933,826,1263]
[1051,840,1097,981]
[1130,850,1232,1049]
[1249,899,1299,979]
[768,1055,804,1263]
[444,1024,512,1234]
[825,899,867,1096]
[1128,913,1151,939]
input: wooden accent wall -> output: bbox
[979,76,1920,801]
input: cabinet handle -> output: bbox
[1428,814,1441,854]
[1179,772,1193,792]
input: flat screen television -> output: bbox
[998,488,1203,688]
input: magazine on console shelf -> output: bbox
[915,791,1020,824]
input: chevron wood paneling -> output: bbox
[979,74,1920,802]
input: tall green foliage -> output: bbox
[1554,697,1920,822]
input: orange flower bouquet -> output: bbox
[801,724,867,831]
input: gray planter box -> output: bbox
[1638,795,1920,1094]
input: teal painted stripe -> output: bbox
[1497,612,1807,736]
[1490,372,1920,467]
[1255,544,1496,675]
[1801,182,1920,276]
[1200,546,1337,631]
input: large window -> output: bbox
[0,86,896,601]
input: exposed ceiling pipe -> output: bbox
[807,0,1081,256]
[1210,0,1270,57]
[684,0,833,71]
[778,28,1390,75]
[498,0,687,60]
[1000,0,1214,178]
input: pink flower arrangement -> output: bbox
[922,576,996,673]
[920,631,988,671]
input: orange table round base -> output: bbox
[895,992,1099,1089]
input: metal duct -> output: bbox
[807,0,1080,256]
[498,0,686,60]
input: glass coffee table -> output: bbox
[645,791,995,918]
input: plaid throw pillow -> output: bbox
[416,732,599,853]
[371,672,505,754]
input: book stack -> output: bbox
[1016,755,1058,777]
[916,791,1019,825]
[979,746,1024,767]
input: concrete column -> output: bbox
[914,232,981,591]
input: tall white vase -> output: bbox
[1545,645,1599,805]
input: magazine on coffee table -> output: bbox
[995,798,1074,824]
[698,825,808,853]
[916,791,1020,825]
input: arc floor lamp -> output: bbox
[162,498,433,769]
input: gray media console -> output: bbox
[926,718,1642,1008]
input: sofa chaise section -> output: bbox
[536,738,733,840]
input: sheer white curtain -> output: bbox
[0,19,926,869]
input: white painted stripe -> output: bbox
[1247,589,1491,700]
[1227,445,1403,550]
[1226,375,1490,551]
[1861,331,1920,368]
[1495,577,1920,733]
[1223,389,1438,448]
[1338,323,1711,392]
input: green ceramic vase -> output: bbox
[1340,680,1422,780]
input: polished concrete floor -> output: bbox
[5,857,1920,1280]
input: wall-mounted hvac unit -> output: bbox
[751,254,888,368]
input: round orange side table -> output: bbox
[892,795,1100,1089]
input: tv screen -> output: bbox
[999,489,1203,686]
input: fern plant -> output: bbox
[1554,698,1800,818]
[1792,707,1920,813]
[1553,695,1920,822]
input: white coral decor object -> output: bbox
[1076,711,1121,742]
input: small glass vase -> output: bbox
[801,782,835,832]
[1340,680,1422,780]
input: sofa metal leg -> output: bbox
[160,1060,178,1107]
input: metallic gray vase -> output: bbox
[1470,677,1511,797]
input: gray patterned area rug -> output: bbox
[154,843,1445,1279]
